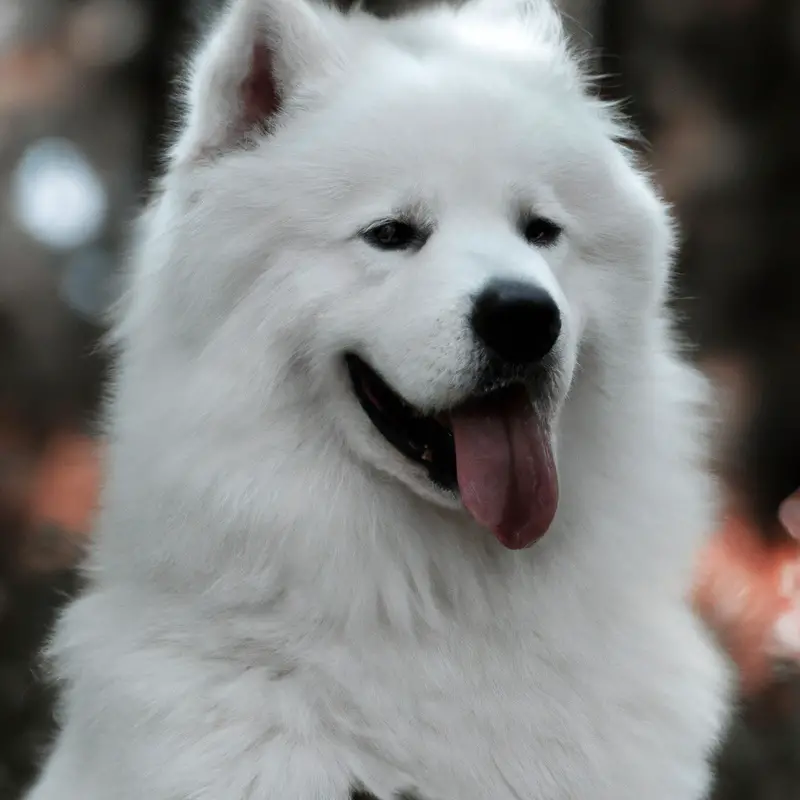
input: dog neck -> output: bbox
[91,326,712,646]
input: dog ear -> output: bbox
[173,0,343,166]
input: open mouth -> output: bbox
[346,354,458,491]
[345,354,559,549]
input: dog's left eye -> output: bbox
[522,216,562,248]
[361,220,422,251]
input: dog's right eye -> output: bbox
[361,220,422,251]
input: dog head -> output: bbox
[122,0,674,552]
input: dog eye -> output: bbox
[522,216,562,248]
[361,220,422,251]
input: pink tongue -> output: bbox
[450,388,558,550]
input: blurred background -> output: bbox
[0,0,799,797]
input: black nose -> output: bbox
[470,279,561,365]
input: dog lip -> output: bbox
[345,353,458,491]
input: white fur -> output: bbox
[26,0,730,798]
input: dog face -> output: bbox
[132,0,674,549]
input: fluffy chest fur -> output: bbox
[43,543,723,800]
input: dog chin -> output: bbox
[391,458,465,512]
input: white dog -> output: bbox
[26,0,729,798]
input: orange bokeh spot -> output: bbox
[693,507,800,695]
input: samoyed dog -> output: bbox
[26,0,729,798]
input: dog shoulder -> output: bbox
[37,592,358,800]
